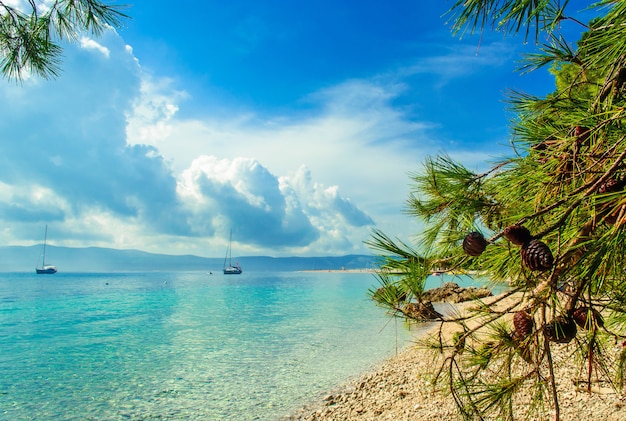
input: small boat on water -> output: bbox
[223,230,242,275]
[36,225,57,274]
[223,265,242,275]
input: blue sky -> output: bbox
[0,1,573,258]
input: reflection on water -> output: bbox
[1,271,430,420]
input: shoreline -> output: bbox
[281,294,626,421]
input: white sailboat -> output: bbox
[36,225,57,274]
[223,230,242,275]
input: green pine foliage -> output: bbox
[0,1,128,81]
[369,2,626,420]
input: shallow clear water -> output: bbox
[0,271,488,420]
[0,271,423,421]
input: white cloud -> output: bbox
[0,27,504,257]
[400,41,515,82]
[126,75,187,146]
[125,76,433,214]
[80,37,110,57]
[122,76,431,254]
[176,156,374,254]
[119,39,507,254]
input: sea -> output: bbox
[0,271,487,421]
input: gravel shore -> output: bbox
[283,294,626,421]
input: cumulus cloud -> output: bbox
[0,24,378,257]
[0,29,189,245]
[177,157,375,252]
[0,24,505,257]
[124,75,434,231]
[284,165,373,227]
[80,37,110,57]
[126,75,187,146]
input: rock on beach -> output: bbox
[421,281,492,303]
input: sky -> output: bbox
[0,1,580,258]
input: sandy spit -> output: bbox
[281,294,626,421]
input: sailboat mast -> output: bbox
[42,224,48,266]
[224,229,232,268]
[228,229,233,266]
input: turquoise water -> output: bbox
[0,271,490,420]
[0,271,428,421]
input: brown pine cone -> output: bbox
[574,126,590,144]
[598,176,625,194]
[513,310,534,338]
[543,316,577,344]
[573,307,604,330]
[503,225,532,246]
[521,239,554,272]
[462,232,488,256]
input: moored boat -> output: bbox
[223,230,242,275]
[36,225,57,274]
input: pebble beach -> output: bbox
[283,294,626,421]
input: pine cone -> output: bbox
[521,239,554,272]
[598,176,625,194]
[462,232,488,256]
[543,316,577,344]
[573,307,604,330]
[513,310,534,338]
[503,225,532,246]
[574,126,590,144]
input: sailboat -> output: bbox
[36,225,57,274]
[223,230,242,275]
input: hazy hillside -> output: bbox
[1,245,378,273]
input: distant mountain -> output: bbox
[0,245,379,273]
